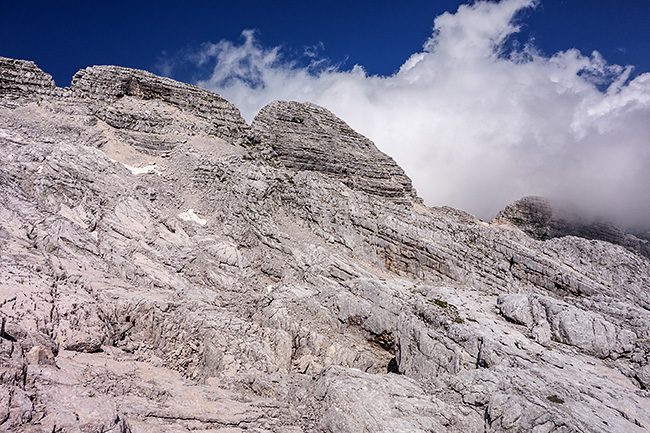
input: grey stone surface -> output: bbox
[0,57,64,107]
[493,195,650,259]
[252,100,418,201]
[498,294,637,358]
[72,65,251,145]
[0,58,649,432]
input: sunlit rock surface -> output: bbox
[252,100,417,201]
[1,56,649,432]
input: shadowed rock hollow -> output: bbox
[1,56,649,432]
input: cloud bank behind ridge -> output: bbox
[179,0,650,229]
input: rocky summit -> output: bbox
[0,56,649,433]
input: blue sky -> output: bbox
[2,1,648,86]
[2,1,650,227]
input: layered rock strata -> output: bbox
[0,58,649,433]
[494,195,650,259]
[71,65,251,144]
[0,57,63,107]
[252,100,417,201]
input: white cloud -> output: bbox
[185,0,650,229]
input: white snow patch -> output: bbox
[123,163,163,176]
[178,209,207,226]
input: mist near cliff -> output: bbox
[172,0,650,229]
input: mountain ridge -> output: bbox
[493,195,650,259]
[0,56,649,432]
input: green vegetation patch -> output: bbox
[432,298,466,324]
[433,298,451,309]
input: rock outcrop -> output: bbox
[0,57,649,432]
[72,65,251,145]
[0,57,63,107]
[252,100,417,201]
[493,195,650,259]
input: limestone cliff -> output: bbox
[252,100,417,201]
[493,196,650,259]
[0,57,649,433]
[0,57,62,106]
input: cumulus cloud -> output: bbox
[182,0,650,229]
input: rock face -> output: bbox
[493,195,650,259]
[0,57,63,107]
[71,65,251,145]
[252,100,417,201]
[0,57,649,433]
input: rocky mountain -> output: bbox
[493,196,650,260]
[1,56,649,432]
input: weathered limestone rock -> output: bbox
[1,57,649,432]
[252,100,418,201]
[494,195,650,259]
[498,294,637,358]
[0,57,63,107]
[72,64,253,147]
[309,366,482,433]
